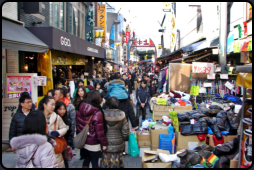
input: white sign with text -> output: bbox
[192,62,214,74]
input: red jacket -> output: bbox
[76,102,108,146]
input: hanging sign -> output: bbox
[234,41,241,53]
[247,40,252,51]
[7,76,32,98]
[126,32,130,43]
[220,74,229,79]
[98,5,106,43]
[34,76,47,86]
[203,82,212,87]
[207,74,216,79]
[192,62,214,74]
[190,86,199,95]
[227,34,234,53]
[199,87,206,93]
[225,81,235,90]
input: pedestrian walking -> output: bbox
[121,73,132,94]
[38,96,68,168]
[149,79,158,97]
[9,92,34,152]
[100,97,129,168]
[73,86,87,110]
[55,101,74,168]
[73,80,89,99]
[94,82,103,93]
[10,111,57,168]
[76,91,108,168]
[136,79,150,127]
[134,77,141,91]
[54,88,76,154]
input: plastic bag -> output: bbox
[128,132,140,157]
[142,120,150,129]
[158,153,178,162]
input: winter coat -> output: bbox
[15,103,36,115]
[104,109,129,153]
[47,112,68,168]
[118,99,138,128]
[226,109,239,134]
[136,85,150,105]
[9,109,33,147]
[197,107,221,117]
[108,79,128,100]
[63,97,76,139]
[10,134,56,168]
[149,84,157,97]
[64,118,73,146]
[216,111,231,131]
[76,102,108,146]
[120,78,132,94]
[101,89,108,99]
[134,81,141,90]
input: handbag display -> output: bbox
[25,147,39,168]
[53,115,67,154]
[73,115,93,149]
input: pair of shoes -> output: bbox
[72,149,76,156]
[247,108,252,115]
[243,118,252,126]
[244,129,252,136]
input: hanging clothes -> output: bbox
[69,81,75,99]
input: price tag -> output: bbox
[199,87,206,93]
[203,82,212,87]
[190,119,195,124]
[220,74,228,79]
[207,74,215,79]
[157,98,167,105]
[225,81,235,90]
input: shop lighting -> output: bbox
[92,57,94,60]
[24,64,28,72]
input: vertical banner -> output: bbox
[170,3,177,52]
[126,32,130,43]
[98,4,106,43]
[110,25,115,59]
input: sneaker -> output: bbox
[244,129,252,136]
[247,108,252,115]
[243,118,252,126]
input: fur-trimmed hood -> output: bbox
[104,109,126,121]
[108,79,125,86]
[10,134,47,150]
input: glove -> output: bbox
[51,131,60,137]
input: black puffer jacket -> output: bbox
[187,110,207,120]
[201,117,222,140]
[216,111,229,131]
[9,111,29,147]
[118,99,138,128]
[104,109,129,153]
[64,119,73,146]
[226,110,239,134]
[197,107,220,117]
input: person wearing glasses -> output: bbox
[9,92,34,153]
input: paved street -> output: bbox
[2,92,152,168]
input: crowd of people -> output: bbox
[8,69,158,168]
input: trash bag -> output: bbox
[128,132,140,157]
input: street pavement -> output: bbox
[2,90,152,168]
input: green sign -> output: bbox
[157,98,167,105]
[248,40,252,51]
[190,86,199,96]
[190,86,194,95]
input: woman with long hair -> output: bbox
[94,82,103,93]
[76,90,108,168]
[38,96,68,168]
[73,86,87,110]
[10,111,56,168]
[54,101,73,168]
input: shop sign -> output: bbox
[126,32,130,43]
[227,34,234,53]
[87,47,98,53]
[247,40,252,51]
[60,36,71,47]
[192,62,214,74]
[34,76,47,86]
[241,40,249,52]
[234,41,241,53]
[207,74,215,79]
[98,5,106,43]
[190,86,199,96]
[7,76,32,99]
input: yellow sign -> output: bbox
[236,73,252,89]
[145,55,147,60]
[248,40,252,51]
[157,98,167,105]
[190,86,199,96]
[98,5,106,43]
[234,41,241,53]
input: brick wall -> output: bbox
[2,2,18,20]
[18,2,50,27]
[6,49,19,73]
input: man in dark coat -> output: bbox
[121,73,132,94]
[9,93,33,152]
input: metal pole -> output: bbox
[218,2,228,65]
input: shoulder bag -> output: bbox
[53,115,67,154]
[73,115,93,149]
[25,147,39,168]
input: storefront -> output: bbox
[26,26,105,95]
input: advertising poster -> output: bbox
[34,76,47,86]
[98,4,106,43]
[7,76,32,98]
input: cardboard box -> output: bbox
[151,146,158,151]
[153,105,172,120]
[142,149,172,168]
[137,131,151,146]
[230,160,238,168]
[174,106,192,113]
[207,135,238,146]
[176,132,206,149]
[150,124,169,148]
[139,146,151,157]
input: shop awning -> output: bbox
[106,60,123,67]
[182,39,206,53]
[2,18,48,53]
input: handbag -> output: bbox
[53,115,67,154]
[128,132,140,157]
[25,147,39,168]
[63,146,73,161]
[73,115,93,149]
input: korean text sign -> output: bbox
[192,62,214,74]
[7,76,32,98]
[98,5,106,43]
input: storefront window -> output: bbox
[50,2,64,31]
[69,2,86,39]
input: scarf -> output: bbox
[91,103,108,134]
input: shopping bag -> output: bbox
[128,132,140,157]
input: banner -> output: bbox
[192,62,214,74]
[7,76,32,98]
[126,32,130,43]
[98,5,106,43]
